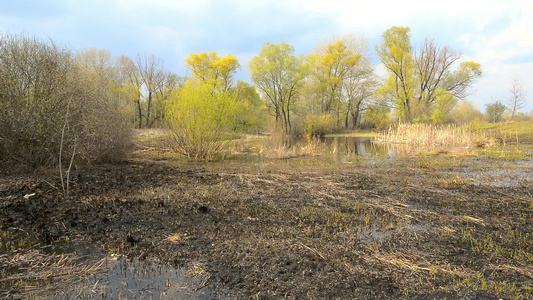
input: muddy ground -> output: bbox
[1,146,532,299]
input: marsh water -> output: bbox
[322,136,390,156]
[240,135,393,159]
[55,255,227,299]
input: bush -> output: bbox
[165,80,245,160]
[364,105,391,130]
[304,114,336,137]
[0,34,131,170]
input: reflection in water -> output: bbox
[237,135,394,163]
[57,256,227,300]
[323,136,390,156]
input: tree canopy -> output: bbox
[377,26,482,123]
[248,42,305,134]
[185,52,240,92]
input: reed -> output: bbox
[377,123,496,151]
[260,132,326,159]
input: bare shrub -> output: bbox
[0,34,131,171]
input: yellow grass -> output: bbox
[377,123,496,151]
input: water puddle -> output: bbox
[454,160,533,187]
[0,237,228,299]
[56,255,228,300]
[323,136,393,156]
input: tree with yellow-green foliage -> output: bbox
[451,100,484,124]
[376,26,482,123]
[307,36,361,116]
[248,42,305,135]
[233,81,268,132]
[185,52,240,92]
[485,101,507,123]
[302,35,377,133]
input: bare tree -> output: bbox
[414,39,462,111]
[119,55,144,128]
[506,77,526,119]
[136,54,166,128]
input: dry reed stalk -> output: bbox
[377,123,496,151]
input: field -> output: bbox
[1,122,532,299]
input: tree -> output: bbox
[304,35,378,130]
[75,48,114,78]
[364,103,391,130]
[118,55,144,128]
[485,101,506,123]
[376,26,415,121]
[136,53,166,128]
[116,54,169,128]
[76,49,136,123]
[150,72,185,128]
[185,52,240,92]
[451,100,483,124]
[506,77,526,119]
[248,42,305,134]
[233,81,267,132]
[377,26,482,122]
[307,36,361,115]
[342,43,378,129]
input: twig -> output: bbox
[59,97,72,198]
[298,242,325,260]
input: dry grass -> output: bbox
[0,249,105,298]
[377,123,497,151]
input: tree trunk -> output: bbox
[345,110,350,129]
[351,111,359,129]
[146,91,152,129]
[136,99,143,129]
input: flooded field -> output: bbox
[1,133,532,299]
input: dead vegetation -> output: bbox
[377,123,498,151]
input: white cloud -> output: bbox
[454,1,533,111]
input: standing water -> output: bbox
[54,255,228,300]
[322,136,391,156]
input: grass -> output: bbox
[0,248,106,298]
[377,123,497,151]
[476,120,533,144]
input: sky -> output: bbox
[1,0,532,113]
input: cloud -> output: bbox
[455,1,533,110]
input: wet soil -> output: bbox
[1,152,532,299]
